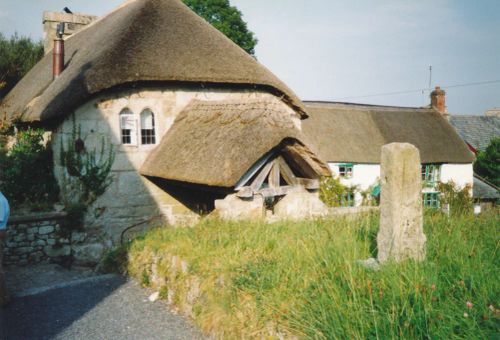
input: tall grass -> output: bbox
[126,211,499,338]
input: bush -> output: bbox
[319,176,357,207]
[0,128,59,207]
[437,181,473,215]
[474,137,500,187]
[59,118,115,206]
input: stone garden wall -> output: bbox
[2,212,87,266]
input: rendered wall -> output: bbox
[328,162,473,206]
[440,163,474,189]
[51,87,300,246]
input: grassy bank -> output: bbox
[123,211,499,338]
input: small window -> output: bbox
[422,164,440,186]
[120,109,137,145]
[339,163,353,178]
[423,192,440,208]
[140,109,156,145]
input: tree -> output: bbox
[474,137,500,187]
[182,0,258,55]
[0,33,44,100]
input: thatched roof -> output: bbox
[0,0,306,124]
[141,99,330,188]
[302,101,475,164]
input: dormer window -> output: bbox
[120,108,137,145]
[140,109,156,145]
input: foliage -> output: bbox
[0,128,59,207]
[319,176,357,207]
[126,212,499,338]
[474,137,500,187]
[0,33,43,100]
[101,242,131,274]
[59,117,115,206]
[182,0,258,55]
[437,181,473,215]
[361,180,380,206]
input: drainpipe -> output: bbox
[53,22,65,79]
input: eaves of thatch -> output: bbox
[0,0,306,124]
[141,99,330,188]
[302,101,475,164]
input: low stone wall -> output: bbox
[2,212,87,266]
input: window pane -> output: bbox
[141,109,155,129]
[120,109,137,145]
[140,109,156,145]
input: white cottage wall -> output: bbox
[51,87,300,246]
[328,162,473,206]
[440,163,474,189]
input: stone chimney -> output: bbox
[42,11,97,54]
[430,86,447,117]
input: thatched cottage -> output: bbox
[302,95,475,207]
[0,0,330,250]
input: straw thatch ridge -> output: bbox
[302,101,475,164]
[0,0,306,124]
[141,99,329,188]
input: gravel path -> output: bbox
[1,268,204,340]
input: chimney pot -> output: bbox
[52,23,65,79]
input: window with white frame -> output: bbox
[120,108,137,145]
[140,109,156,145]
[338,163,353,178]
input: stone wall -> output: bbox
[3,212,71,266]
[42,11,97,54]
[51,86,301,245]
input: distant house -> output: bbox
[302,98,475,207]
[448,110,499,205]
[0,0,329,252]
[473,175,499,207]
[449,115,500,154]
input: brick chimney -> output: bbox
[430,86,447,117]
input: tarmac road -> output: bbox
[0,275,203,340]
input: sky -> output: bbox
[1,0,499,115]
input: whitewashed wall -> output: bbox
[328,162,473,206]
[440,163,474,189]
[51,87,300,245]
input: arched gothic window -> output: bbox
[140,109,156,145]
[120,108,137,145]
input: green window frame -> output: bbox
[341,192,355,207]
[423,192,440,208]
[338,163,354,178]
[421,164,440,186]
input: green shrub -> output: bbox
[474,137,500,187]
[0,128,59,207]
[101,243,130,274]
[60,118,115,206]
[437,181,473,215]
[319,176,358,207]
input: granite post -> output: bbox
[377,143,426,263]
